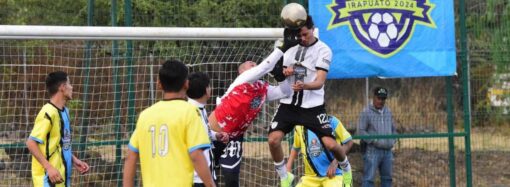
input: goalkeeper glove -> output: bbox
[343,170,353,187]
[277,28,301,52]
[269,57,286,82]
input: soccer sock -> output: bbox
[274,160,288,179]
[338,156,351,172]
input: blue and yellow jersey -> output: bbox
[29,103,73,187]
[128,99,211,186]
[293,115,352,177]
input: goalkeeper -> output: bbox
[208,28,299,137]
[286,115,354,187]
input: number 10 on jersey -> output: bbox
[149,125,169,158]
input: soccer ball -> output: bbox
[280,3,307,29]
[367,12,399,47]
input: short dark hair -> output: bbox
[304,15,314,29]
[46,71,68,96]
[187,72,210,99]
[159,60,189,92]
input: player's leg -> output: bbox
[222,171,240,187]
[322,176,343,187]
[268,105,297,187]
[379,149,393,187]
[218,135,244,187]
[361,147,378,187]
[299,105,347,162]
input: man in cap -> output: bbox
[356,87,397,187]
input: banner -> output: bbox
[309,0,456,78]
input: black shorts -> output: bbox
[212,135,244,173]
[270,104,334,138]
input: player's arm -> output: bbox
[293,69,327,91]
[286,127,301,172]
[123,117,142,187]
[190,149,216,187]
[27,111,63,184]
[187,109,215,186]
[72,154,90,174]
[285,148,299,172]
[266,79,292,101]
[26,139,63,184]
[293,45,331,91]
[224,49,284,95]
[122,149,138,187]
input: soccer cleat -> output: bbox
[280,172,294,187]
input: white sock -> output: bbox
[274,160,288,179]
[339,157,351,172]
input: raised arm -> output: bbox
[224,49,284,95]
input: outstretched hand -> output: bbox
[278,28,301,52]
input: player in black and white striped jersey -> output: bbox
[267,15,352,187]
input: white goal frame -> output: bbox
[0,25,283,40]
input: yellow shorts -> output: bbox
[296,175,343,187]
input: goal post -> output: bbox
[0,25,298,186]
[0,25,283,40]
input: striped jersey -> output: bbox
[280,39,332,108]
[29,103,73,187]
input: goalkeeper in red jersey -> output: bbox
[208,28,299,138]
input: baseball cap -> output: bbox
[374,87,388,98]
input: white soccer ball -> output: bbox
[367,12,399,47]
[280,3,307,29]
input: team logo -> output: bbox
[250,96,263,109]
[271,122,278,129]
[62,129,72,150]
[327,0,436,58]
[307,138,323,157]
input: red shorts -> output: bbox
[214,81,268,138]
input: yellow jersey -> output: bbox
[29,103,72,187]
[293,115,352,177]
[128,99,211,187]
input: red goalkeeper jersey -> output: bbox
[214,80,268,138]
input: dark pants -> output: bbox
[222,171,240,187]
[212,136,244,187]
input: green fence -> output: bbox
[0,0,509,186]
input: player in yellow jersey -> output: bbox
[123,60,216,187]
[286,115,353,187]
[26,71,89,187]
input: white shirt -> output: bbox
[188,98,216,183]
[279,39,332,108]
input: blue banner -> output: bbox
[309,0,456,78]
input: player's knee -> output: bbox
[267,131,284,147]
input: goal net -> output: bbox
[0,26,301,186]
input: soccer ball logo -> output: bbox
[367,12,399,48]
